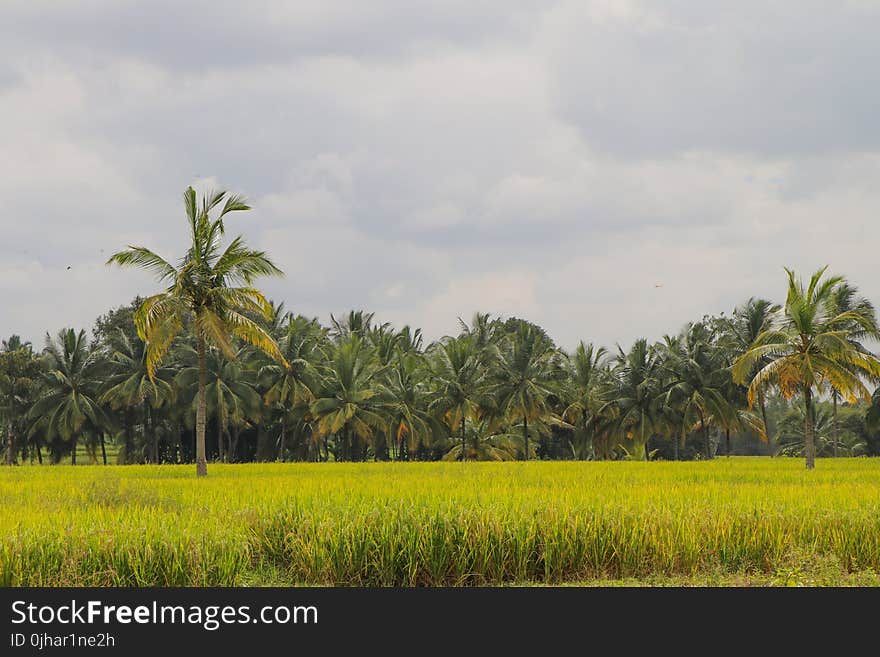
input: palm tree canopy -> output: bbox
[733,266,880,405]
[108,186,285,377]
[29,329,111,442]
[309,335,387,441]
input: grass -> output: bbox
[1,458,879,586]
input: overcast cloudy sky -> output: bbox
[2,1,879,351]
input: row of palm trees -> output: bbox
[2,187,879,474]
[3,287,879,470]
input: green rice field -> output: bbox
[2,458,880,586]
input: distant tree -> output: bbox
[259,315,325,461]
[99,329,175,464]
[383,352,441,460]
[29,329,111,464]
[722,298,780,448]
[660,322,731,460]
[493,322,566,460]
[0,337,41,465]
[562,342,609,459]
[427,336,493,461]
[309,335,387,461]
[604,339,661,461]
[91,298,144,350]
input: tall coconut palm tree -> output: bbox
[28,329,111,464]
[493,323,566,460]
[733,267,880,469]
[108,186,284,476]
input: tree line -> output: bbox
[2,187,880,473]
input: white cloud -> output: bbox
[2,1,880,355]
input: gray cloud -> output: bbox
[2,1,879,352]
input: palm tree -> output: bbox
[733,267,880,469]
[723,298,780,448]
[1,335,31,353]
[826,282,878,457]
[427,336,493,461]
[384,351,441,460]
[603,339,661,461]
[659,322,730,460]
[493,323,566,460]
[100,329,175,464]
[562,342,609,459]
[309,335,387,461]
[457,312,499,350]
[28,329,111,464]
[0,337,41,465]
[259,315,325,461]
[108,186,284,476]
[330,310,378,341]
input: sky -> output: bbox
[2,0,879,351]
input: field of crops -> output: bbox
[2,459,880,586]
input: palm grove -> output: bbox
[3,189,880,474]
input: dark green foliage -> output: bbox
[6,268,880,465]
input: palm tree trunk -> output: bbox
[460,416,466,461]
[100,432,107,465]
[195,336,208,477]
[832,392,838,458]
[725,427,731,457]
[124,409,133,464]
[230,426,239,462]
[145,402,158,464]
[804,387,816,470]
[758,391,772,457]
[178,425,185,464]
[523,415,529,461]
[700,411,709,460]
[218,421,225,463]
[71,434,77,465]
[150,406,159,464]
[36,440,42,465]
[5,421,14,465]
[277,418,287,461]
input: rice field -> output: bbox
[2,458,880,586]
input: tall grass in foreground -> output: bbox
[1,459,879,586]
